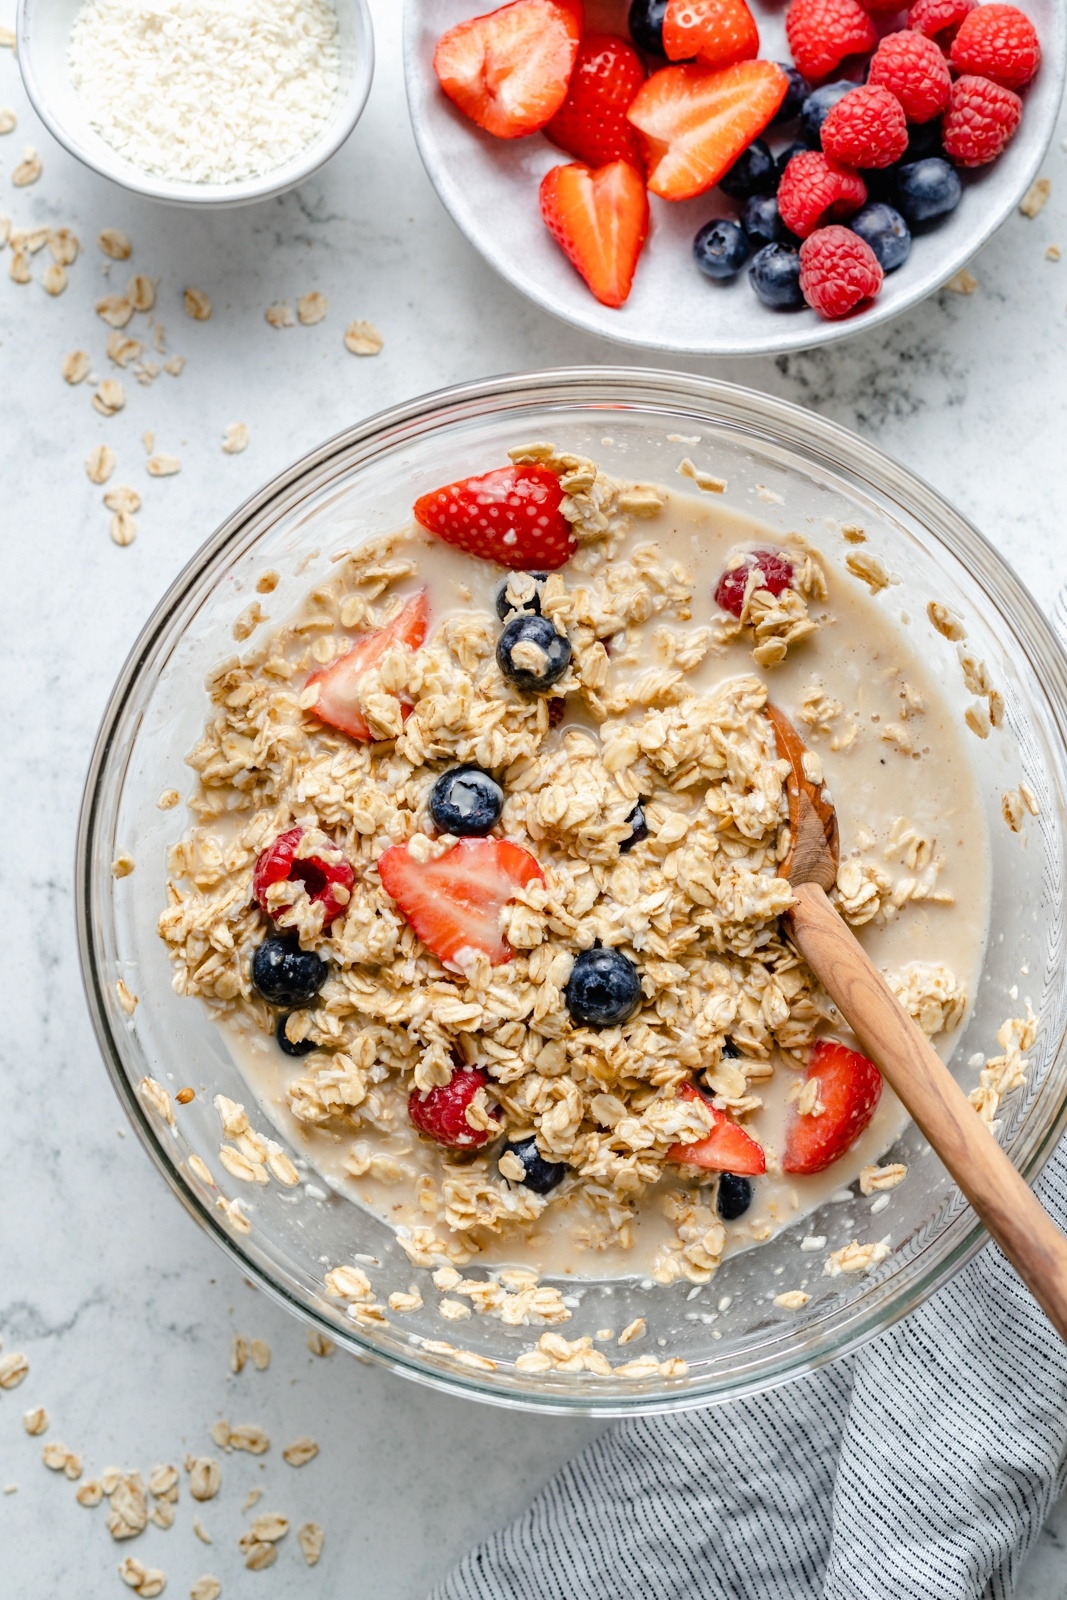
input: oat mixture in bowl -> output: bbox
[80,371,1067,1412]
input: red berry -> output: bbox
[784,0,876,84]
[433,0,583,139]
[942,72,1022,165]
[662,0,760,69]
[306,592,429,743]
[545,33,647,170]
[714,548,794,615]
[782,1039,883,1175]
[253,829,356,929]
[799,225,883,319]
[821,84,909,168]
[867,30,953,122]
[666,1083,767,1174]
[777,150,867,240]
[414,464,575,569]
[540,159,650,307]
[950,3,1041,88]
[627,60,788,201]
[907,0,975,51]
[378,836,545,970]
[409,1067,498,1149]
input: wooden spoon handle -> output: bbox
[789,879,1067,1341]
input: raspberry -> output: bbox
[778,150,868,239]
[907,0,975,51]
[867,31,953,122]
[784,0,876,83]
[799,225,883,319]
[408,1067,498,1149]
[821,85,909,169]
[950,3,1041,88]
[253,828,355,929]
[942,72,1022,165]
[715,550,794,615]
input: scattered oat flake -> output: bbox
[0,24,14,45]
[1047,243,1061,262]
[43,1441,83,1479]
[945,267,978,295]
[118,1557,166,1596]
[110,511,137,547]
[147,453,181,477]
[191,1580,221,1600]
[42,263,67,296]
[343,319,382,355]
[77,1479,104,1507]
[241,1487,263,1514]
[216,1195,252,1233]
[249,1511,289,1543]
[282,1437,318,1467]
[49,227,79,264]
[1020,177,1050,218]
[926,600,967,642]
[86,443,116,483]
[677,457,726,493]
[186,1455,221,1502]
[774,1290,811,1309]
[22,1407,48,1436]
[307,1329,334,1357]
[164,355,186,377]
[249,1338,270,1371]
[127,273,156,311]
[192,1517,213,1545]
[93,378,126,416]
[13,147,42,186]
[230,1334,247,1374]
[99,228,132,259]
[105,486,141,514]
[0,109,15,134]
[0,1352,29,1389]
[229,1423,270,1455]
[298,1522,324,1567]
[617,1317,646,1345]
[825,1238,892,1276]
[139,1076,174,1125]
[184,287,211,320]
[97,294,135,329]
[265,301,294,328]
[845,550,889,593]
[860,1162,907,1195]
[62,352,93,390]
[298,291,328,325]
[222,422,249,454]
[9,250,29,284]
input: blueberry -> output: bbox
[495,572,548,622]
[799,80,854,145]
[497,613,572,694]
[748,243,804,310]
[251,937,327,1007]
[430,765,503,836]
[276,1013,317,1056]
[892,158,962,226]
[850,202,912,272]
[620,800,649,854]
[775,141,809,184]
[719,139,776,200]
[902,121,945,164]
[772,64,810,125]
[628,0,668,53]
[722,1037,741,1059]
[565,947,643,1028]
[716,1173,753,1221]
[693,218,750,281]
[502,1137,566,1194]
[741,194,791,249]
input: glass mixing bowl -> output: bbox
[77,369,1067,1415]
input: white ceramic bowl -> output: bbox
[16,0,374,207]
[404,0,1066,356]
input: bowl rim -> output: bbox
[15,0,375,208]
[401,0,1067,357]
[77,366,1067,1414]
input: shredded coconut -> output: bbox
[68,0,342,185]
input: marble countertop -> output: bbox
[2,1,1067,1594]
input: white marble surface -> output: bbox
[2,2,1067,1595]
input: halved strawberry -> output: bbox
[306,591,429,743]
[667,1082,767,1174]
[414,464,575,568]
[627,60,788,201]
[540,159,650,307]
[377,837,545,969]
[663,0,760,70]
[546,33,647,170]
[781,1039,883,1175]
[433,0,583,139]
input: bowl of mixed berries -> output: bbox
[403,0,1063,352]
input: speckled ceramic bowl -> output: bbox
[78,369,1067,1413]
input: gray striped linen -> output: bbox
[434,1144,1067,1600]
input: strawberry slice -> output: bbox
[540,159,650,308]
[782,1039,883,1175]
[627,60,788,201]
[306,591,429,743]
[663,0,760,70]
[414,464,575,569]
[667,1082,767,1175]
[545,33,647,170]
[377,837,545,969]
[433,0,583,139]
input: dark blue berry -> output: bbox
[722,1037,741,1059]
[748,243,804,310]
[719,139,776,199]
[799,80,853,145]
[251,938,327,1007]
[276,1013,318,1056]
[628,0,668,53]
[740,193,791,249]
[716,1173,753,1221]
[430,766,503,836]
[850,202,911,272]
[892,158,962,226]
[693,218,750,281]
[775,141,809,184]
[502,1137,566,1195]
[620,801,649,854]
[565,947,642,1028]
[497,613,571,694]
[772,64,810,125]
[903,120,945,164]
[495,572,547,622]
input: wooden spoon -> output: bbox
[766,702,1067,1340]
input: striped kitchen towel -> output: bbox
[433,1142,1067,1600]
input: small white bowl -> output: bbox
[16,0,374,207]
